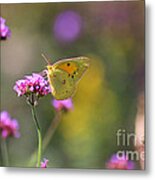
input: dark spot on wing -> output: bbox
[62,79,66,84]
[71,75,74,78]
[68,74,71,77]
[67,63,70,66]
[73,71,76,75]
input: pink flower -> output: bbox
[0,111,20,139]
[106,154,135,170]
[52,98,73,111]
[0,17,11,40]
[40,158,49,168]
[13,73,51,97]
[13,79,29,96]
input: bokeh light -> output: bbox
[53,10,82,43]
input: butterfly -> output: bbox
[41,54,90,100]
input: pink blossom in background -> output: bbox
[0,17,11,40]
[0,111,20,139]
[106,154,135,170]
[52,98,73,111]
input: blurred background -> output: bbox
[0,1,144,169]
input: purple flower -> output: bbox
[106,153,135,170]
[40,158,49,168]
[13,73,51,97]
[52,98,73,111]
[0,17,11,40]
[0,111,20,139]
[53,10,82,43]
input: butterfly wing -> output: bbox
[52,56,90,83]
[47,68,76,100]
[47,57,90,100]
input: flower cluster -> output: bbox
[13,73,51,99]
[40,158,49,168]
[106,154,135,170]
[52,98,73,111]
[0,17,11,40]
[0,111,20,139]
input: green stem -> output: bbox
[1,138,9,166]
[28,111,61,166]
[31,105,42,167]
[43,111,61,151]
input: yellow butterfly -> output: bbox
[42,54,90,100]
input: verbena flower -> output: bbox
[0,17,11,40]
[14,73,51,97]
[13,73,51,106]
[106,154,135,170]
[40,158,49,168]
[52,98,73,111]
[53,10,82,43]
[0,111,20,139]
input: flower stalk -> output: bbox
[30,105,42,167]
[42,111,61,151]
[1,138,9,166]
[28,111,61,166]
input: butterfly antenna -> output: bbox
[41,53,51,65]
